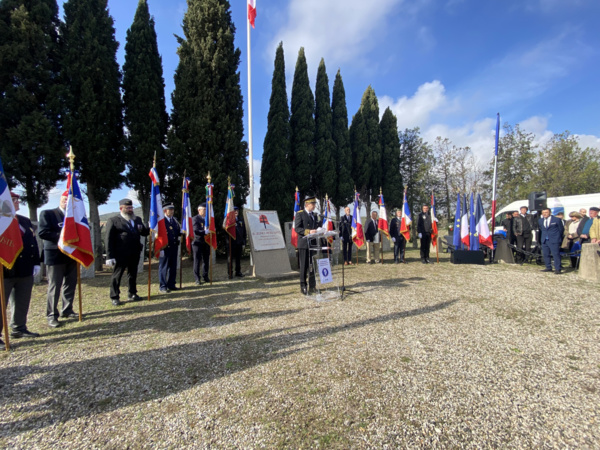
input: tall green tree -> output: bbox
[533,131,600,196]
[122,0,169,225]
[289,47,315,196]
[260,42,291,223]
[379,107,402,210]
[331,70,353,214]
[349,110,369,198]
[313,58,336,205]
[61,0,125,269]
[0,0,64,220]
[361,86,382,205]
[168,0,248,233]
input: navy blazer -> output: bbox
[339,214,353,240]
[4,215,40,278]
[106,215,149,261]
[38,207,72,265]
[294,210,318,249]
[538,215,564,245]
[389,216,403,240]
[365,218,379,242]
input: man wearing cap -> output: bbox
[294,194,319,295]
[228,207,246,278]
[39,190,77,327]
[105,199,149,305]
[1,192,41,340]
[417,205,432,264]
[580,206,599,244]
[192,203,210,284]
[512,206,535,264]
[159,204,181,293]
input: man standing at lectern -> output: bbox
[294,194,319,295]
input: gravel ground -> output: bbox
[0,248,599,449]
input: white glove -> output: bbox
[418,233,422,239]
[160,250,164,258]
[391,237,396,243]
[33,265,41,277]
[340,237,344,242]
[106,259,116,267]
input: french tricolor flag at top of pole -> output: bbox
[149,167,168,257]
[247,0,256,28]
[378,190,390,239]
[400,188,411,241]
[181,177,195,252]
[351,191,365,248]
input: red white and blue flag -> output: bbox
[0,156,23,269]
[351,191,365,249]
[58,171,94,268]
[431,191,439,247]
[247,0,256,28]
[181,177,195,252]
[461,193,470,249]
[223,182,236,240]
[476,193,493,249]
[149,167,168,257]
[205,182,217,250]
[378,192,390,239]
[291,188,300,248]
[400,188,412,241]
[322,196,334,243]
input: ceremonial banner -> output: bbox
[223,182,236,239]
[291,188,300,248]
[246,211,285,251]
[181,177,194,252]
[351,192,365,248]
[247,0,256,27]
[149,167,168,257]
[431,191,439,247]
[0,157,22,269]
[205,181,217,250]
[378,191,390,239]
[400,188,412,241]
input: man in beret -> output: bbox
[227,207,246,278]
[159,203,181,293]
[294,194,319,295]
[105,199,149,305]
[38,190,77,327]
[192,203,210,284]
[1,192,41,341]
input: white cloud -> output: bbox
[269,0,404,76]
[576,134,600,150]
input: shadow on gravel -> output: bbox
[347,276,426,290]
[0,299,458,436]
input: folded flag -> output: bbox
[351,191,365,249]
[149,167,168,257]
[0,156,23,269]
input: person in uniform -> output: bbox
[228,207,246,278]
[159,203,181,293]
[105,199,149,306]
[339,206,353,265]
[294,194,319,295]
[417,205,433,264]
[365,211,380,264]
[389,209,407,264]
[39,190,77,327]
[192,203,210,284]
[1,192,41,342]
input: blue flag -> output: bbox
[453,193,461,248]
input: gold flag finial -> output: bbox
[67,145,75,172]
[207,172,211,183]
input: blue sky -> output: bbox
[47,0,600,215]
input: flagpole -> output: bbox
[247,9,254,209]
[491,113,500,260]
[180,170,186,289]
[65,147,84,321]
[148,152,157,301]
[0,270,10,351]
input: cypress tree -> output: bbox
[168,0,248,229]
[380,107,403,209]
[0,0,64,220]
[349,110,370,200]
[331,69,353,213]
[289,47,315,195]
[259,42,291,222]
[313,58,336,205]
[360,86,382,206]
[123,0,169,224]
[61,0,125,269]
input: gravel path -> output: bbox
[1,249,598,448]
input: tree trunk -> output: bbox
[86,185,103,271]
[141,195,150,227]
[28,205,38,224]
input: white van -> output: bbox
[492,192,600,228]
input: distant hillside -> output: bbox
[99,207,143,223]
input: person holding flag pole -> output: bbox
[378,188,390,264]
[205,174,217,285]
[58,148,95,320]
[351,190,365,266]
[431,191,439,263]
[0,156,24,350]
[180,173,194,288]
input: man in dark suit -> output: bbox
[417,205,432,264]
[192,203,210,284]
[513,206,535,263]
[501,212,515,244]
[389,209,407,264]
[294,194,319,295]
[538,207,564,274]
[159,204,181,293]
[39,191,77,327]
[228,207,246,278]
[365,211,380,264]
[1,192,41,340]
[339,206,353,265]
[105,199,149,305]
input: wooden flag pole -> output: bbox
[147,233,153,300]
[180,170,186,289]
[77,264,83,321]
[210,247,213,286]
[228,238,232,279]
[0,270,10,351]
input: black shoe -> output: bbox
[554,270,562,275]
[402,260,407,264]
[11,329,40,338]
[0,338,3,346]
[128,294,142,301]
[228,275,233,279]
[421,259,427,264]
[112,299,123,306]
[168,286,179,291]
[301,286,307,295]
[426,259,431,264]
[541,268,553,272]
[203,277,210,283]
[61,312,78,319]
[236,272,245,277]
[48,318,61,328]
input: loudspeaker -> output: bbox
[451,250,485,265]
[528,191,547,212]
